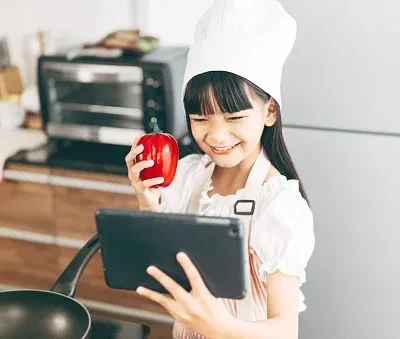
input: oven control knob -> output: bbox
[153,79,161,88]
[145,78,155,86]
[146,100,159,110]
[145,77,162,88]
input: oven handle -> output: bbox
[42,63,143,84]
[46,123,145,146]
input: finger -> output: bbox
[136,286,178,312]
[131,133,144,149]
[125,144,143,169]
[141,177,164,189]
[177,253,209,294]
[125,141,144,171]
[137,286,191,324]
[130,159,154,176]
[146,266,193,305]
[128,158,151,184]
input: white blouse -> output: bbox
[158,153,315,311]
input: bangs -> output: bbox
[183,71,253,115]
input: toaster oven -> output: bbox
[38,47,188,146]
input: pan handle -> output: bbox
[51,234,100,297]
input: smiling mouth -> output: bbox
[211,142,240,152]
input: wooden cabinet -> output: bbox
[51,168,139,240]
[0,163,174,333]
[0,237,59,290]
[0,164,54,235]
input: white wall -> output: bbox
[0,0,135,85]
[137,0,213,45]
[0,0,212,86]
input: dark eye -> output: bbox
[191,117,207,122]
[228,116,245,121]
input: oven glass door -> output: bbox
[43,62,145,145]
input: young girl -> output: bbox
[125,1,315,338]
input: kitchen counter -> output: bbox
[5,140,134,175]
[5,138,196,176]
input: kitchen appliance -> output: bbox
[33,46,195,174]
[38,46,188,146]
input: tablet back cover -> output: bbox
[95,208,247,299]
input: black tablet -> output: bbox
[95,208,248,299]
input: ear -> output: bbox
[263,97,277,127]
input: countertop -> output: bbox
[5,138,196,176]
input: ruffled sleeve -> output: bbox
[157,154,203,214]
[251,183,315,287]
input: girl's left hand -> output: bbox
[136,252,235,338]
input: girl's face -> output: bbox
[189,91,274,168]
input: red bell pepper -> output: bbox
[135,131,179,188]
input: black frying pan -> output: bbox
[0,235,100,339]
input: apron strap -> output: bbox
[186,150,270,321]
[234,151,270,320]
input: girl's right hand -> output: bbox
[125,136,165,212]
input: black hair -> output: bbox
[183,71,309,203]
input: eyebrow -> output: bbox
[189,111,248,117]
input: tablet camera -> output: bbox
[229,225,239,237]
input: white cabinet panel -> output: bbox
[283,127,400,339]
[280,0,400,134]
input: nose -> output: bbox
[207,121,230,145]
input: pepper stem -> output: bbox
[151,117,162,133]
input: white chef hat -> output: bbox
[182,0,297,108]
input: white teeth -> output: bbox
[213,144,236,151]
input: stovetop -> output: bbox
[6,138,196,176]
[91,315,150,339]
